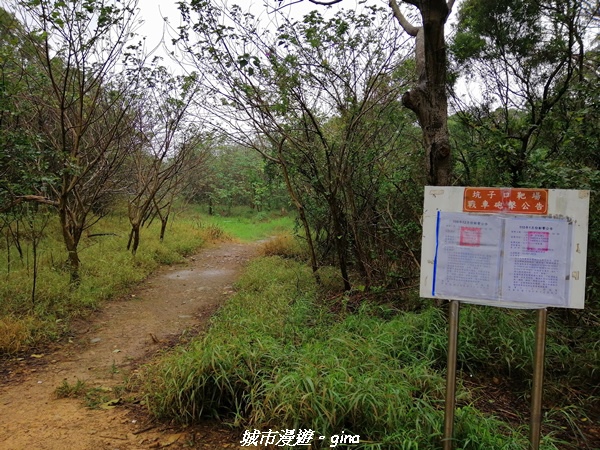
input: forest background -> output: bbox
[0,0,599,448]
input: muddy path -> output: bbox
[0,241,260,449]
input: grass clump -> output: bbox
[55,379,89,399]
[143,257,551,449]
[0,316,38,354]
[259,233,307,259]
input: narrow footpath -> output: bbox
[0,241,259,449]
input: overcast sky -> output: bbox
[137,1,325,48]
[136,0,356,70]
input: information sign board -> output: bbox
[420,187,589,309]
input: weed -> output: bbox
[55,379,88,399]
[54,379,114,409]
[0,316,33,354]
[259,233,307,259]
[83,386,113,409]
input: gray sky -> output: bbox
[136,0,354,69]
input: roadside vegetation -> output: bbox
[144,250,587,449]
[0,206,207,353]
[0,204,295,354]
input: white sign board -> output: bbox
[420,187,590,309]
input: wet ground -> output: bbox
[0,241,259,449]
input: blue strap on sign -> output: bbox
[432,210,441,296]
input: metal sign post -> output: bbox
[442,300,460,450]
[529,308,548,450]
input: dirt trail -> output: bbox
[0,241,259,450]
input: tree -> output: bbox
[0,7,53,214]
[177,2,419,290]
[187,141,284,215]
[276,0,457,186]
[450,0,590,187]
[2,0,142,283]
[125,67,206,254]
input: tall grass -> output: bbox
[143,257,558,449]
[0,210,215,353]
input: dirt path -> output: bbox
[0,241,260,449]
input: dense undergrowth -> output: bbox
[144,254,593,449]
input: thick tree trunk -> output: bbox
[394,0,453,186]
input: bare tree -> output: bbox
[125,68,206,255]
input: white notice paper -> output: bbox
[432,212,572,306]
[502,218,570,305]
[433,212,503,300]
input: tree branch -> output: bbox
[0,195,59,213]
[389,0,419,36]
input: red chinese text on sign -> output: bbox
[463,188,548,214]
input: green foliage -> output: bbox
[197,210,295,242]
[143,258,561,449]
[185,143,288,213]
[177,2,425,293]
[450,0,592,186]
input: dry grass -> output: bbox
[259,233,307,259]
[0,317,33,354]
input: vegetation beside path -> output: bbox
[144,249,597,449]
[0,207,291,354]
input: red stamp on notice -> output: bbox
[527,231,549,252]
[460,227,481,247]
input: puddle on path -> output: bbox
[165,268,234,280]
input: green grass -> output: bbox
[0,208,216,353]
[192,208,295,242]
[143,257,560,449]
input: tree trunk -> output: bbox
[329,197,352,292]
[64,241,80,285]
[129,224,141,256]
[160,215,169,242]
[393,0,453,186]
[59,207,81,285]
[277,143,321,284]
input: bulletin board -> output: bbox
[420,187,590,309]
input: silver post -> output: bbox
[530,308,548,450]
[443,300,460,450]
